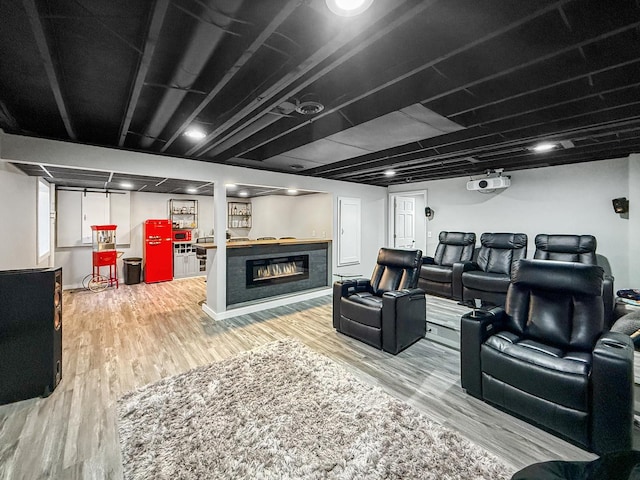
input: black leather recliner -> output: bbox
[333,248,426,355]
[418,231,475,300]
[461,259,634,454]
[534,234,616,328]
[461,233,527,306]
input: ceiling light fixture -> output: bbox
[287,189,298,194]
[187,187,197,193]
[184,128,206,140]
[238,191,249,197]
[225,183,237,189]
[384,169,396,177]
[531,142,557,153]
[120,182,133,189]
[326,0,374,17]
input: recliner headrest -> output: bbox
[439,231,476,246]
[511,259,603,296]
[534,234,596,254]
[480,233,527,249]
[377,248,422,269]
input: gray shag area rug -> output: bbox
[117,339,513,479]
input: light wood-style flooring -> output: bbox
[1,277,634,479]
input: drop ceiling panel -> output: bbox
[283,140,371,163]
[263,155,327,171]
[326,107,464,152]
[400,104,466,133]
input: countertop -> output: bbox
[195,238,332,249]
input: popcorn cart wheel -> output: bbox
[82,273,110,292]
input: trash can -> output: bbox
[123,257,142,285]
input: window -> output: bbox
[37,178,51,263]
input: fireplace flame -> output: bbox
[256,261,299,279]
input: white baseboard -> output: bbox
[201,287,332,321]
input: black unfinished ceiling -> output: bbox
[1,0,639,187]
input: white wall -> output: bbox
[391,157,633,288]
[0,162,38,269]
[629,154,640,287]
[248,193,332,239]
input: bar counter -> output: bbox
[195,238,332,249]
[197,238,332,307]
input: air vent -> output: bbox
[295,101,324,115]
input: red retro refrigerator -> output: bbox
[143,219,173,283]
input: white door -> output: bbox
[338,197,361,266]
[394,196,415,249]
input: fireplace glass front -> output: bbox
[246,255,309,288]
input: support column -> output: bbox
[204,180,228,318]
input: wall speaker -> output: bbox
[0,267,62,405]
[612,197,629,214]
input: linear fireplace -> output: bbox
[246,255,309,288]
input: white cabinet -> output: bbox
[57,190,131,247]
[173,243,199,278]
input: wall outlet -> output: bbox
[427,231,432,238]
[312,230,316,237]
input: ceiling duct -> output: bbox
[294,94,324,115]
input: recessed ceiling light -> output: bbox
[531,142,557,153]
[326,0,373,17]
[287,189,298,194]
[186,187,197,194]
[120,182,133,189]
[238,191,249,197]
[384,169,396,177]
[225,183,237,189]
[184,128,206,140]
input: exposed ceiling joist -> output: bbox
[21,0,76,139]
[159,0,301,153]
[1,0,639,187]
[186,0,430,157]
[118,0,171,147]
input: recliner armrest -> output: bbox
[422,256,435,265]
[460,307,505,398]
[591,331,634,454]
[382,287,425,300]
[380,288,426,354]
[332,279,372,329]
[452,261,478,300]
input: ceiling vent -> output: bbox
[295,100,324,115]
[294,94,324,115]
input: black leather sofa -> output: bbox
[512,451,640,480]
[461,232,527,306]
[418,231,475,300]
[534,234,616,328]
[461,259,634,454]
[333,248,426,355]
